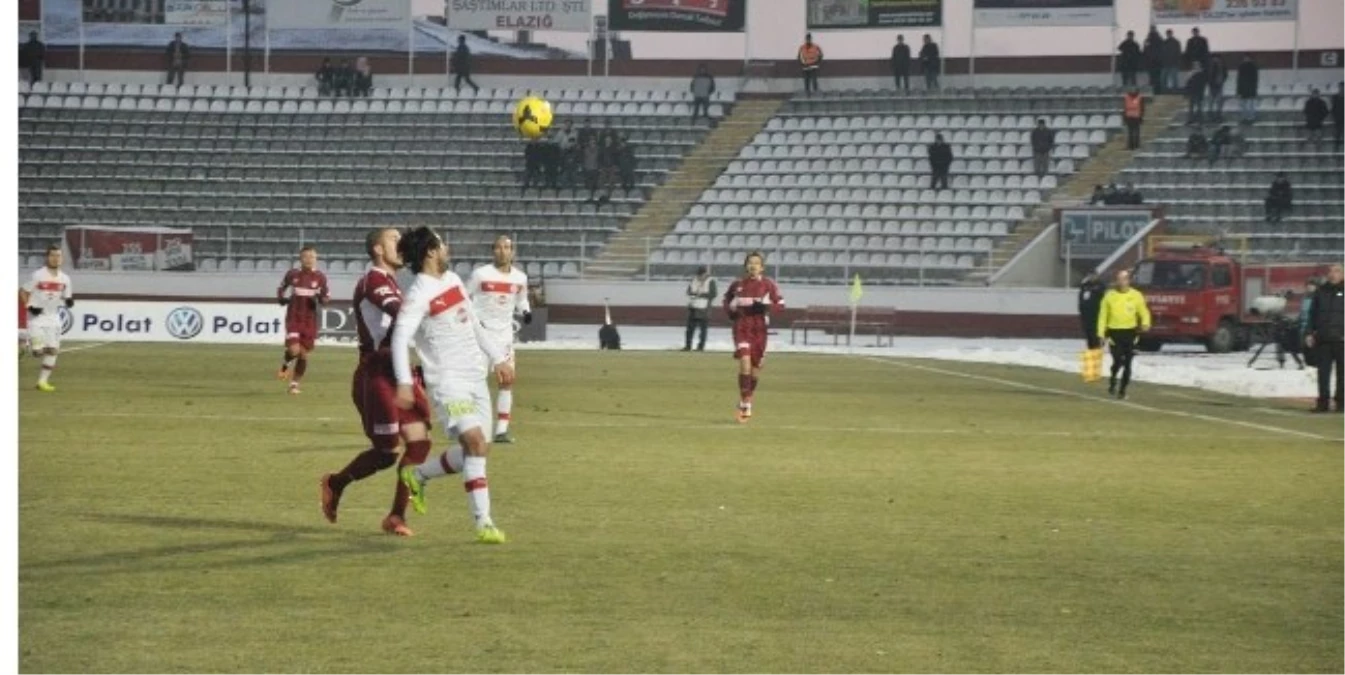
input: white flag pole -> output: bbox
[408,0,414,77]
[226,0,233,77]
[264,6,271,75]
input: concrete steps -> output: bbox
[582,99,785,279]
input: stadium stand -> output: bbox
[646,85,1125,285]
[18,82,733,278]
[1122,82,1343,261]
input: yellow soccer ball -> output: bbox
[512,96,553,140]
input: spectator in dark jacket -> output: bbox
[1236,55,1259,124]
[450,36,480,94]
[20,32,44,83]
[891,35,912,92]
[1305,265,1345,412]
[617,137,637,193]
[1185,129,1209,159]
[1185,62,1208,125]
[1208,124,1233,165]
[690,63,715,123]
[521,138,544,194]
[1184,27,1210,72]
[1078,273,1107,349]
[1332,87,1343,144]
[1117,31,1141,87]
[927,133,952,191]
[352,56,373,97]
[1088,184,1107,205]
[1118,182,1143,204]
[1207,55,1228,121]
[1162,30,1182,93]
[1101,182,1121,205]
[1029,119,1055,177]
[919,35,940,90]
[1304,89,1330,142]
[315,57,336,96]
[333,59,354,96]
[165,32,190,88]
[1265,172,1292,223]
[1143,26,1164,93]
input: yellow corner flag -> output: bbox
[849,273,863,306]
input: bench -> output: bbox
[790,305,896,346]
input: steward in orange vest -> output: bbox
[1122,89,1144,150]
[798,33,823,95]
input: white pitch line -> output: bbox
[16,410,1326,442]
[860,355,1339,443]
[55,342,110,353]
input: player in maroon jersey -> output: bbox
[276,246,330,395]
[722,251,785,423]
[318,228,435,537]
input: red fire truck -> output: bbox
[1130,242,1328,353]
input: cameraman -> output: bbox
[684,266,717,352]
[1077,273,1106,349]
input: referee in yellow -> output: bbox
[1097,269,1151,400]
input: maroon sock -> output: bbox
[294,357,308,381]
[749,376,759,394]
[738,374,751,400]
[390,440,432,518]
[331,448,395,491]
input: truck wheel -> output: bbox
[1136,338,1163,352]
[1206,320,1236,353]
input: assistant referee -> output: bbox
[1096,269,1151,400]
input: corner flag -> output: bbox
[849,274,863,307]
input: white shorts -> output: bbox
[429,379,493,441]
[28,317,60,352]
[483,331,517,370]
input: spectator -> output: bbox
[1185,129,1208,159]
[1123,87,1144,150]
[1102,182,1121,205]
[1088,184,1107,205]
[1332,85,1343,145]
[20,31,44,83]
[617,137,637,194]
[554,120,578,188]
[315,57,336,96]
[1184,27,1210,72]
[1208,124,1232,165]
[450,35,480,94]
[1162,30,1182,93]
[521,138,544,194]
[1029,119,1055,177]
[891,35,912,92]
[1117,30,1141,88]
[581,136,601,201]
[1300,278,1319,350]
[333,59,354,97]
[1236,55,1259,124]
[919,34,941,90]
[165,32,189,88]
[1078,273,1107,352]
[352,56,373,97]
[1305,264,1344,413]
[683,266,717,352]
[690,63,715,124]
[598,130,622,204]
[1185,62,1208,126]
[1304,88,1329,143]
[927,133,952,191]
[1207,55,1227,122]
[1265,172,1292,223]
[797,33,823,96]
[1143,26,1164,93]
[1114,182,1142,205]
[541,132,562,193]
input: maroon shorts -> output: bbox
[285,320,317,351]
[732,325,768,368]
[351,358,431,450]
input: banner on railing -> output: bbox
[807,0,941,29]
[64,226,195,272]
[268,0,410,29]
[81,0,228,24]
[607,0,746,32]
[1151,0,1296,23]
[165,0,229,25]
[973,0,1113,26]
[1059,208,1154,260]
[447,0,591,32]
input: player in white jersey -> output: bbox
[19,244,73,392]
[467,235,532,444]
[391,227,515,544]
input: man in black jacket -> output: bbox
[1117,31,1141,88]
[450,35,480,94]
[1304,89,1330,143]
[1078,273,1106,350]
[21,32,44,83]
[1305,264,1344,412]
[1236,55,1259,124]
[165,32,189,88]
[1265,172,1292,223]
[1143,26,1164,93]
[1207,55,1228,122]
[1162,30,1182,93]
[1185,62,1208,126]
[891,35,912,92]
[919,35,940,90]
[1184,27,1210,73]
[927,134,952,191]
[1332,86,1343,145]
[1029,119,1054,177]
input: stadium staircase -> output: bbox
[582,99,785,279]
[967,94,1187,284]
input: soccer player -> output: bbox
[723,251,784,423]
[467,235,532,443]
[392,227,515,544]
[275,246,330,395]
[1096,269,1151,400]
[20,244,73,392]
[319,229,434,537]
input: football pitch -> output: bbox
[18,343,1344,673]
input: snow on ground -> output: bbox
[521,324,1320,400]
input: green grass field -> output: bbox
[18,343,1344,673]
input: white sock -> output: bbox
[38,355,56,384]
[495,389,513,435]
[416,446,463,482]
[463,455,492,527]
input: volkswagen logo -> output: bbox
[165,306,204,340]
[58,306,73,335]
